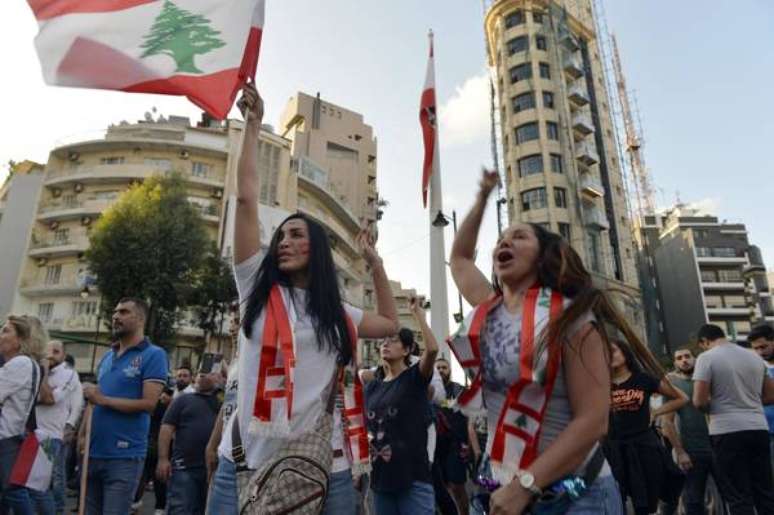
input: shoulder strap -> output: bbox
[231,413,247,471]
[582,444,606,486]
[25,357,41,432]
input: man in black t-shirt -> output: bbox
[156,369,221,515]
[434,358,470,515]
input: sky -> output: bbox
[2,1,773,335]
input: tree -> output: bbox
[189,243,237,347]
[86,173,209,345]
[140,0,226,74]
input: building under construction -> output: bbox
[482,0,644,336]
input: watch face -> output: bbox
[520,472,535,488]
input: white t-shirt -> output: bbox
[36,362,82,440]
[220,252,363,471]
[0,356,39,439]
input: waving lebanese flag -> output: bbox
[419,31,437,208]
[27,0,266,119]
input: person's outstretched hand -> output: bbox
[356,228,381,267]
[237,81,264,124]
[478,168,500,201]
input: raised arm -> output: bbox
[410,298,439,380]
[450,169,497,307]
[233,83,265,265]
[356,229,399,339]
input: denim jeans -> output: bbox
[712,430,774,515]
[168,466,208,515]
[565,474,623,515]
[322,469,357,515]
[85,457,144,515]
[29,438,64,515]
[0,435,34,515]
[372,480,434,515]
[205,458,238,515]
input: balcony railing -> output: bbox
[572,110,594,136]
[579,173,604,199]
[567,81,590,107]
[46,164,225,185]
[575,141,599,166]
[562,51,584,79]
[584,206,609,230]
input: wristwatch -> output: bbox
[518,470,542,498]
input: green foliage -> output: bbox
[86,173,209,345]
[140,0,226,74]
[188,242,237,343]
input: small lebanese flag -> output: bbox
[27,0,266,119]
[419,30,437,208]
[9,431,54,492]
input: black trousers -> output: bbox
[661,452,725,515]
[711,430,774,515]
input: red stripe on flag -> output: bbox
[419,88,436,208]
[8,434,38,486]
[29,0,156,21]
[239,27,263,82]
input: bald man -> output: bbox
[32,340,83,515]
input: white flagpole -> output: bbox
[427,30,450,356]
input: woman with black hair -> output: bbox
[605,341,688,515]
[449,170,667,515]
[207,84,400,515]
[365,300,439,515]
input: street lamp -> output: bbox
[80,286,89,299]
[432,211,450,228]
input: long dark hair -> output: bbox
[241,214,353,365]
[493,223,663,379]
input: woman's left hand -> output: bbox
[356,228,380,267]
[489,481,532,515]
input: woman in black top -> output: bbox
[605,341,688,514]
[365,299,438,515]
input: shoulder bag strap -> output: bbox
[582,444,606,486]
[25,357,40,432]
[231,413,247,471]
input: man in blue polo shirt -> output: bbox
[81,297,168,515]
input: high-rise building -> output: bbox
[0,161,46,319]
[484,1,640,307]
[640,206,773,353]
[10,115,292,372]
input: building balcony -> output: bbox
[38,198,110,222]
[45,314,99,333]
[579,173,604,199]
[558,28,580,52]
[572,110,594,137]
[562,51,584,79]
[45,164,225,188]
[701,281,745,291]
[28,232,90,258]
[705,307,751,316]
[584,205,609,230]
[193,203,221,224]
[19,276,84,297]
[567,81,590,107]
[696,256,747,265]
[575,141,599,166]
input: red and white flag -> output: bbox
[27,0,266,119]
[419,31,437,208]
[9,431,54,492]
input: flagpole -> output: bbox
[427,30,450,357]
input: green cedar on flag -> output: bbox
[26,0,266,119]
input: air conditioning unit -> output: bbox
[51,188,62,198]
[68,151,80,162]
[49,221,60,230]
[37,258,48,267]
[81,216,92,226]
[211,189,223,199]
[74,183,84,193]
[179,150,190,159]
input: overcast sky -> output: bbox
[2,1,773,332]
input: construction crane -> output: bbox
[611,34,655,218]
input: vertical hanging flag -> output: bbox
[26,0,266,119]
[419,30,437,208]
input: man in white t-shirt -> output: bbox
[692,323,774,514]
[31,340,83,514]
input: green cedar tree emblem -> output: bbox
[140,0,226,74]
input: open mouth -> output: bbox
[496,249,514,264]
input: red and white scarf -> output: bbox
[448,285,565,484]
[251,285,370,474]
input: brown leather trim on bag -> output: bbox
[333,449,344,458]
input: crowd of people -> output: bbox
[1,83,773,515]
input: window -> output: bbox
[94,191,118,201]
[536,36,548,51]
[515,122,540,143]
[700,270,716,282]
[546,122,559,140]
[539,62,551,79]
[521,188,547,211]
[518,155,543,177]
[38,303,54,323]
[704,295,722,308]
[554,187,567,208]
[542,91,554,109]
[718,269,742,282]
[550,153,563,173]
[510,64,532,83]
[586,231,601,272]
[558,223,571,240]
[72,301,97,316]
[713,247,737,258]
[507,36,529,55]
[54,228,69,244]
[100,157,124,165]
[512,92,535,113]
[144,158,172,170]
[44,265,62,285]
[723,295,746,308]
[191,161,212,178]
[533,11,544,24]
[693,229,709,240]
[505,10,524,28]
[696,247,712,257]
